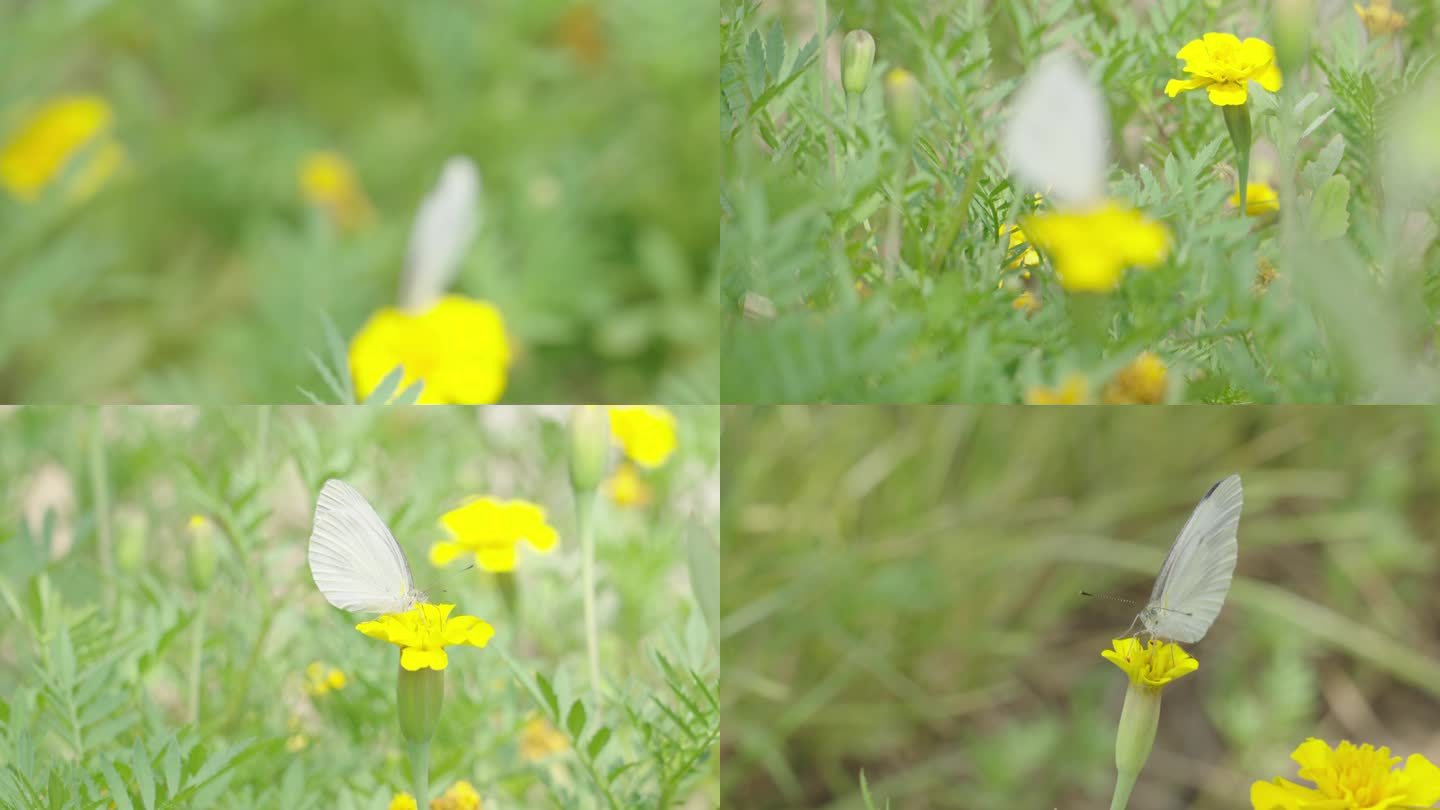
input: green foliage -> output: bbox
[0,406,719,808]
[722,0,1440,402]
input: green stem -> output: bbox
[884,150,909,280]
[189,599,207,725]
[1222,103,1253,216]
[577,489,602,708]
[408,740,431,807]
[88,410,113,608]
[817,0,836,179]
[1110,769,1138,810]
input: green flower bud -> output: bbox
[883,68,921,143]
[1272,0,1313,77]
[568,405,610,494]
[115,510,147,574]
[185,515,217,591]
[397,665,445,745]
[841,30,876,97]
[1111,682,1162,810]
[1221,104,1253,214]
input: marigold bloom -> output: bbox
[299,151,375,230]
[389,793,418,810]
[608,406,678,468]
[1165,34,1283,106]
[349,295,511,404]
[1020,202,1170,293]
[355,603,494,671]
[1104,352,1168,404]
[432,780,483,810]
[999,223,1041,270]
[1012,291,1041,314]
[1025,374,1090,405]
[1354,1,1406,35]
[520,714,570,762]
[1102,638,1198,690]
[0,95,122,202]
[430,497,558,573]
[304,661,348,696]
[605,462,652,508]
[1231,180,1280,215]
[1251,738,1440,810]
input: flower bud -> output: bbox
[884,68,921,143]
[397,665,445,744]
[1272,0,1313,76]
[568,405,610,494]
[115,509,147,573]
[841,30,876,97]
[185,514,217,591]
[1111,682,1162,810]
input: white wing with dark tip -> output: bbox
[308,479,418,614]
[1143,474,1242,643]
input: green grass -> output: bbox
[721,0,1440,402]
[0,405,719,808]
[722,405,1440,808]
[0,0,718,403]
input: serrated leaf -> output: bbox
[566,700,587,739]
[1309,175,1350,239]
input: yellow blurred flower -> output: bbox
[430,497,559,573]
[1020,202,1170,293]
[1012,290,1041,314]
[1354,0,1406,35]
[1025,374,1090,404]
[605,462,652,508]
[1252,739,1440,810]
[520,714,570,762]
[1165,33,1283,106]
[999,223,1041,270]
[1230,180,1280,215]
[285,733,308,752]
[1104,352,1168,404]
[389,793,419,810]
[349,295,511,404]
[430,779,483,810]
[304,661,348,696]
[1101,638,1198,691]
[355,603,494,671]
[0,95,123,202]
[608,406,677,468]
[299,150,375,230]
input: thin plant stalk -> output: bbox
[817,0,836,178]
[408,740,430,806]
[884,150,909,280]
[88,409,114,608]
[577,488,602,708]
[189,599,207,724]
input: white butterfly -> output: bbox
[308,478,426,615]
[1002,51,1110,206]
[1138,475,1243,643]
[399,156,482,312]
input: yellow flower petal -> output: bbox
[0,95,114,202]
[1205,81,1249,106]
[475,544,518,572]
[401,645,449,671]
[430,540,468,567]
[349,296,510,405]
[609,406,678,468]
[389,792,419,810]
[1165,77,1208,97]
[1101,637,1198,690]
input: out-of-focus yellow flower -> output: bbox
[1020,202,1170,293]
[1251,739,1440,810]
[608,406,677,468]
[0,95,123,202]
[999,223,1041,270]
[349,295,511,404]
[1165,34,1283,106]
[1230,180,1280,215]
[605,462,652,508]
[304,661,348,696]
[299,151,375,230]
[1102,638,1198,691]
[389,793,419,810]
[1354,0,1406,35]
[285,733,308,752]
[520,714,570,762]
[356,603,494,671]
[430,497,559,573]
[1104,352,1168,404]
[1025,374,1090,404]
[1012,290,1041,314]
[1256,257,1279,293]
[430,779,483,810]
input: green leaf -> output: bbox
[535,672,560,721]
[1309,175,1350,240]
[1302,134,1346,192]
[586,726,611,760]
[566,699,587,739]
[685,531,720,645]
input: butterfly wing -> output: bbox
[399,156,481,312]
[308,479,416,614]
[1147,474,1242,643]
[1002,51,1109,206]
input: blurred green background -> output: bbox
[0,0,717,403]
[0,405,720,807]
[722,405,1440,808]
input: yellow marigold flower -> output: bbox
[1025,374,1090,404]
[520,714,570,762]
[605,462,652,508]
[1165,33,1283,106]
[1230,180,1280,215]
[355,603,494,672]
[0,95,121,202]
[389,793,419,810]
[1104,352,1168,404]
[431,779,483,810]
[1012,291,1041,314]
[299,150,375,231]
[999,223,1041,270]
[349,295,511,404]
[1019,202,1170,293]
[285,733,308,752]
[305,662,347,695]
[1251,739,1440,810]
[1354,1,1406,35]
[430,497,559,573]
[608,406,678,469]
[1101,638,1198,691]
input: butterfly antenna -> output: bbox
[1079,590,1137,606]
